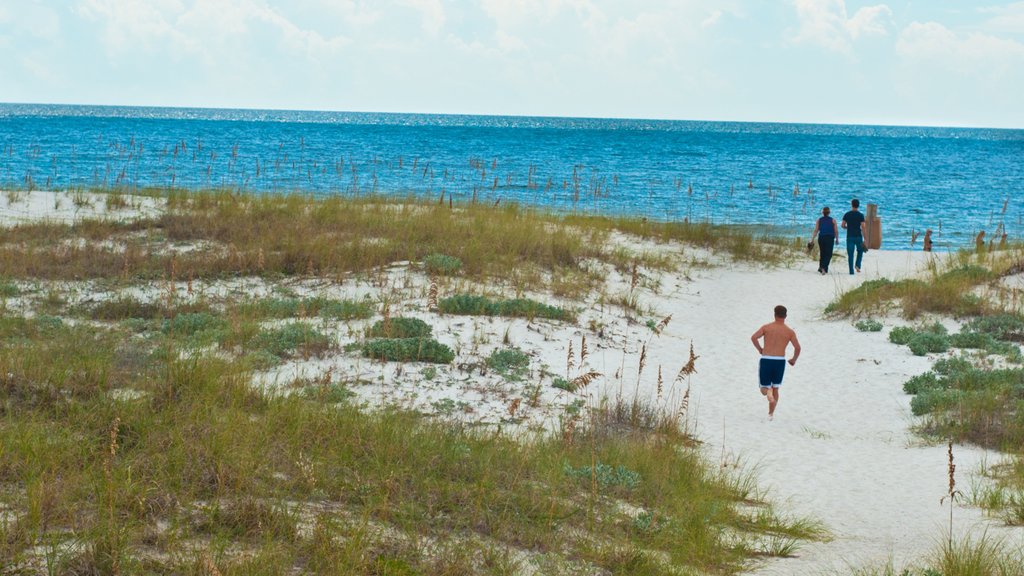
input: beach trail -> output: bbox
[639,250,1024,573]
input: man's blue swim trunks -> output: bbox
[759,356,786,388]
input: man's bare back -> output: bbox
[752,321,800,360]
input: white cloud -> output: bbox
[701,10,722,29]
[896,20,1024,75]
[846,4,892,39]
[75,0,350,63]
[790,0,893,55]
[979,1,1024,33]
[398,0,445,36]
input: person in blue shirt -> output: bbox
[810,206,839,274]
[841,198,868,275]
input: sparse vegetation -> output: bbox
[438,294,574,321]
[362,337,455,364]
[0,190,823,574]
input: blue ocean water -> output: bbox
[1,103,1022,249]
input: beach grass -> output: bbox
[837,245,1024,527]
[0,189,820,574]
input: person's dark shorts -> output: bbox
[759,357,786,388]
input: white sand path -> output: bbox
[637,250,1024,573]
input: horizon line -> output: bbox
[2,100,1020,132]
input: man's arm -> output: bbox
[841,214,848,229]
[788,332,801,366]
[751,326,765,355]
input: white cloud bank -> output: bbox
[790,0,893,55]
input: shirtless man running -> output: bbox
[750,305,801,420]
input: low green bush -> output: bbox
[362,337,455,364]
[933,356,972,376]
[423,253,463,275]
[855,319,883,332]
[564,462,641,490]
[368,317,432,339]
[910,388,960,416]
[964,313,1024,342]
[908,332,949,356]
[486,347,530,380]
[0,279,19,297]
[239,296,374,321]
[889,326,916,345]
[903,372,941,395]
[438,294,572,321]
[250,323,333,359]
[162,312,227,337]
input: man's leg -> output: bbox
[846,238,856,274]
[760,385,774,407]
[855,239,865,271]
[768,385,780,417]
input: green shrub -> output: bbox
[855,319,883,332]
[564,462,641,490]
[889,326,916,345]
[0,279,19,298]
[949,331,996,349]
[933,356,972,377]
[964,313,1024,342]
[368,317,432,339]
[486,347,530,380]
[362,337,455,364]
[250,323,333,359]
[240,296,374,321]
[162,312,226,337]
[552,377,575,392]
[908,332,949,356]
[910,388,960,416]
[317,298,375,320]
[438,294,572,321]
[423,253,463,275]
[903,372,940,395]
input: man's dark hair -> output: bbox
[851,198,860,208]
[774,305,787,318]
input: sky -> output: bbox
[1,0,1023,128]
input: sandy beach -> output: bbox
[3,190,1023,573]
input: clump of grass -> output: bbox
[423,253,462,275]
[90,297,165,320]
[362,337,455,364]
[438,294,573,321]
[486,347,530,380]
[367,316,432,338]
[826,263,995,319]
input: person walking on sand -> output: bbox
[750,305,801,421]
[810,206,839,274]
[841,198,868,275]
